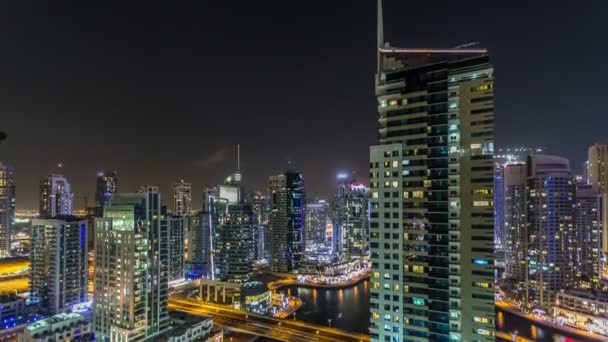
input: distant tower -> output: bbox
[95,171,118,216]
[40,174,73,218]
[588,142,608,192]
[0,163,15,258]
[573,184,602,288]
[527,155,575,308]
[305,200,329,251]
[332,175,370,259]
[269,171,304,273]
[172,180,192,216]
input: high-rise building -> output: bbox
[40,174,73,218]
[95,171,118,217]
[30,218,88,315]
[252,191,270,261]
[305,200,329,251]
[213,172,254,283]
[573,184,602,288]
[168,215,186,282]
[588,142,608,274]
[172,180,192,216]
[527,155,575,308]
[369,4,495,340]
[0,163,15,258]
[269,171,304,273]
[188,211,213,279]
[93,188,169,341]
[588,142,608,192]
[332,177,370,258]
[503,162,527,283]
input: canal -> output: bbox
[279,279,600,341]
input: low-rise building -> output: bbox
[0,294,25,330]
[18,312,92,342]
[199,279,241,307]
[159,313,223,342]
[554,289,608,336]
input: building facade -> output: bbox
[503,162,527,283]
[168,215,187,282]
[95,171,118,217]
[39,174,73,218]
[526,155,575,309]
[573,184,602,288]
[93,189,169,341]
[332,179,370,258]
[0,163,15,258]
[305,200,329,251]
[589,142,608,192]
[269,171,304,273]
[369,7,495,339]
[172,180,192,216]
[19,313,91,342]
[30,218,88,315]
[188,211,213,279]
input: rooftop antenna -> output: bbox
[237,144,240,172]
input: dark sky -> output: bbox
[1,1,607,209]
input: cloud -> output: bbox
[194,147,233,168]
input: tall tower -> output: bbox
[503,162,527,284]
[269,171,305,273]
[0,163,15,258]
[588,142,608,192]
[332,176,370,259]
[93,189,169,341]
[167,215,187,282]
[40,174,73,218]
[30,218,88,315]
[95,171,118,216]
[305,200,329,251]
[573,184,602,288]
[526,155,574,308]
[172,180,192,216]
[369,2,495,340]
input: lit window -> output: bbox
[470,143,482,149]
[473,259,490,265]
[412,191,424,199]
[392,161,399,168]
[372,192,379,199]
[473,201,489,207]
[412,265,424,273]
[473,316,490,324]
[373,272,380,279]
[413,297,425,306]
[392,181,399,188]
[389,100,398,106]
[476,329,491,336]
[403,192,409,199]
[393,284,400,291]
[384,181,390,187]
[372,312,379,319]
[379,100,387,107]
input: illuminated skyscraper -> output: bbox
[573,184,601,288]
[94,188,169,341]
[369,2,495,340]
[526,155,574,308]
[588,142,608,192]
[332,177,369,258]
[172,180,192,216]
[305,200,329,251]
[168,215,186,282]
[30,218,88,315]
[40,174,73,218]
[503,162,527,283]
[95,171,117,217]
[188,211,213,278]
[0,163,14,258]
[252,191,270,260]
[269,171,304,273]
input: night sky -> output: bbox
[1,1,607,210]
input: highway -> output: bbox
[169,298,369,342]
[0,277,28,294]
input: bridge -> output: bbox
[169,297,369,342]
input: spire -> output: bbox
[237,144,240,172]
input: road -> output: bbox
[0,259,29,277]
[169,298,369,342]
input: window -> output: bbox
[392,161,399,168]
[392,181,399,188]
[413,297,425,306]
[412,265,425,273]
[372,192,379,199]
[403,192,409,199]
[473,201,490,207]
[389,100,398,106]
[412,191,424,199]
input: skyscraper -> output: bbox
[172,180,192,216]
[213,171,254,283]
[40,174,73,218]
[0,163,15,258]
[252,191,270,261]
[305,200,329,251]
[503,162,527,284]
[269,171,304,273]
[95,171,118,217]
[94,188,169,341]
[573,184,602,288]
[369,3,495,340]
[30,218,88,315]
[332,177,370,258]
[188,211,213,279]
[588,142,608,192]
[168,215,186,282]
[526,155,574,308]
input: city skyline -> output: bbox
[2,1,607,209]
